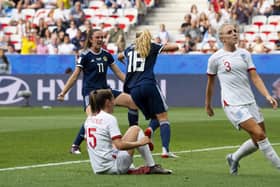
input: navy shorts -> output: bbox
[83,89,122,111]
[130,84,168,120]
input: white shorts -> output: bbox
[223,103,264,130]
[106,150,132,174]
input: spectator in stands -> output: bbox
[71,29,84,51]
[66,20,78,40]
[272,0,280,15]
[69,1,85,27]
[80,19,92,38]
[156,24,169,45]
[231,0,252,32]
[44,28,52,44]
[0,35,9,50]
[57,0,71,9]
[238,36,249,50]
[20,32,37,54]
[189,4,199,21]
[275,31,280,50]
[58,34,75,54]
[53,18,66,35]
[45,8,56,26]
[202,26,219,44]
[36,37,49,54]
[203,37,218,53]
[105,22,126,52]
[36,17,47,38]
[42,0,57,9]
[96,21,109,38]
[180,14,192,34]
[180,34,196,53]
[47,33,59,54]
[53,0,69,22]
[256,0,273,16]
[184,19,202,44]
[6,43,18,54]
[16,18,26,37]
[198,12,210,36]
[135,0,147,24]
[0,47,11,74]
[153,35,161,44]
[209,10,230,33]
[249,35,269,53]
[25,0,44,9]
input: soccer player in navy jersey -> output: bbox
[118,29,179,158]
[57,29,139,154]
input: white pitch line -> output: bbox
[1,143,280,172]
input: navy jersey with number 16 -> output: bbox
[123,42,164,93]
[76,49,115,96]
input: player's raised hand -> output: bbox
[57,93,65,102]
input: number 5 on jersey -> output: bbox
[87,128,97,148]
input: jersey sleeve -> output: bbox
[245,51,256,71]
[207,55,217,75]
[108,116,122,140]
[151,43,164,54]
[107,53,115,65]
[76,53,85,68]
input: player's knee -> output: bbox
[253,130,266,142]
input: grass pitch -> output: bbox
[0,107,279,187]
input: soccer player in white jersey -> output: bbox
[84,89,172,174]
[205,23,280,175]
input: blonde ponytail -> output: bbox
[135,29,152,58]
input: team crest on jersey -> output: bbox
[103,56,108,62]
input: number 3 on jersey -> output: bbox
[87,128,97,148]
[127,51,145,72]
[224,61,231,72]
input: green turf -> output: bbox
[0,107,279,187]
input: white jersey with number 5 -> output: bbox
[84,110,122,173]
[207,48,256,106]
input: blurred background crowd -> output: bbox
[0,0,280,59]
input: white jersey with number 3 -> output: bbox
[207,48,256,106]
[84,110,122,173]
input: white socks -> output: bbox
[257,138,280,169]
[232,139,258,161]
[137,129,155,167]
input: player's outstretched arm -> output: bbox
[249,70,278,109]
[57,67,81,101]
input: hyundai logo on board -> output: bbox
[0,76,30,104]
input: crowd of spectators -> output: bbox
[172,0,280,54]
[1,0,280,56]
[0,0,148,56]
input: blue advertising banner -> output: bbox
[7,54,280,74]
[1,74,279,107]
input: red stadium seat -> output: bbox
[89,1,105,10]
[144,0,155,7]
[252,15,267,28]
[267,15,280,26]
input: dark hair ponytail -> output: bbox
[89,89,113,113]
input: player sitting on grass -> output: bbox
[85,89,172,174]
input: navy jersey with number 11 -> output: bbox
[76,49,115,96]
[123,43,164,93]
